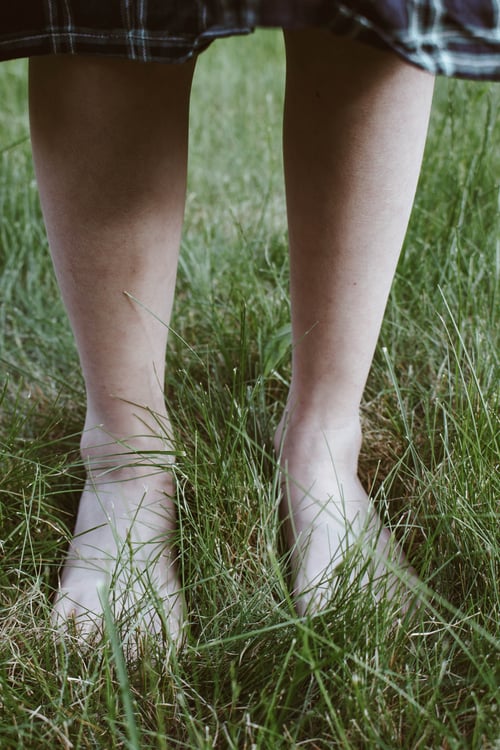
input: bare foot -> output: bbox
[52,442,184,644]
[275,416,417,616]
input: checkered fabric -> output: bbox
[0,1,499,80]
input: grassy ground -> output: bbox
[0,32,499,749]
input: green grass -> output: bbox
[1,32,499,749]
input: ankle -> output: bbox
[274,408,362,472]
[80,415,175,479]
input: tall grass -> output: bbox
[0,32,498,748]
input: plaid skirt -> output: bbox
[0,1,499,81]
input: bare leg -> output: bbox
[278,31,435,614]
[29,55,195,638]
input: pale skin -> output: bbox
[28,30,435,636]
